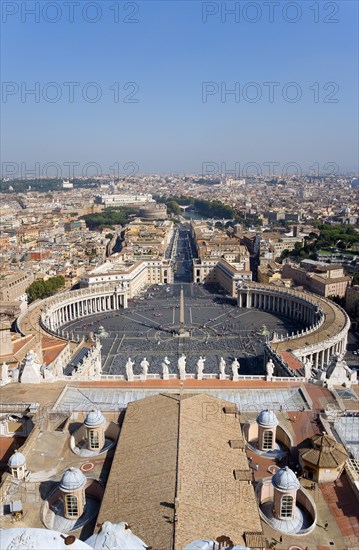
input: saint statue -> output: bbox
[178,354,187,380]
[1,362,9,382]
[266,358,275,378]
[231,358,240,380]
[162,356,170,379]
[219,357,226,378]
[140,357,149,377]
[349,369,357,383]
[304,357,313,380]
[55,359,63,378]
[94,357,102,377]
[125,357,134,381]
[197,356,206,380]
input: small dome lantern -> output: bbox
[256,409,278,451]
[272,466,299,520]
[59,467,86,520]
[8,450,26,480]
[84,409,105,451]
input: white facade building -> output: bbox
[94,193,154,207]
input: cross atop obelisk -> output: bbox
[179,285,185,335]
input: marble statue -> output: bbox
[1,362,10,382]
[325,353,359,389]
[315,368,327,382]
[162,356,170,380]
[266,358,275,379]
[42,366,54,382]
[304,357,313,380]
[140,357,149,378]
[219,357,226,379]
[178,354,187,379]
[197,356,206,380]
[125,358,134,381]
[10,367,19,382]
[94,357,102,377]
[350,369,357,383]
[55,359,63,378]
[20,350,42,384]
[231,358,240,380]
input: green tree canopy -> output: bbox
[26,276,65,303]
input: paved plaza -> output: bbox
[62,283,303,376]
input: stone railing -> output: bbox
[45,283,127,308]
[15,296,46,336]
[240,281,321,305]
[272,316,325,343]
[95,373,300,383]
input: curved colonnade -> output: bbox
[17,281,350,376]
[238,283,350,369]
[40,283,129,336]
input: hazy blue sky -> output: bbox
[1,0,358,176]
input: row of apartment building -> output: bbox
[190,221,252,296]
[79,218,175,293]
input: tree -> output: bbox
[81,207,135,230]
[280,249,291,261]
[328,295,346,308]
[166,200,181,215]
[26,276,65,303]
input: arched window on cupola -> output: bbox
[280,495,294,518]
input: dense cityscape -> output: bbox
[0,172,358,549]
[1,0,359,548]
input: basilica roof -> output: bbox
[96,393,262,550]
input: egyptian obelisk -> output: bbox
[179,286,185,334]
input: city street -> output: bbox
[173,224,195,282]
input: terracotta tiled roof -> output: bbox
[96,393,262,550]
[12,335,33,354]
[301,433,348,468]
[280,351,303,371]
